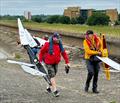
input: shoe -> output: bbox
[92,89,99,94]
[46,87,52,93]
[84,86,89,92]
[53,90,60,97]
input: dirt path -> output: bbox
[0,27,120,103]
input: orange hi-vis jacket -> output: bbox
[83,34,102,59]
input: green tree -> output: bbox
[76,16,85,24]
[70,18,78,24]
[118,14,120,21]
[0,15,25,20]
[115,20,120,25]
[59,16,70,24]
[87,13,110,25]
[46,15,60,23]
[115,13,120,25]
[32,15,42,23]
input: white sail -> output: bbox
[33,36,47,47]
[7,60,35,67]
[18,18,29,45]
[24,29,37,47]
[18,18,37,47]
[21,65,46,76]
[97,56,120,71]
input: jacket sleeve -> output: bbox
[83,40,99,55]
[39,42,48,62]
[61,50,69,64]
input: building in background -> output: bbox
[24,11,31,20]
[106,9,118,22]
[64,7,80,19]
[64,7,118,22]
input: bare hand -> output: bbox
[98,52,102,56]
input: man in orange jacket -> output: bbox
[39,32,70,97]
[83,30,102,93]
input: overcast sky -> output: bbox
[0,0,120,15]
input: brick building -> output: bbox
[64,7,118,22]
[64,7,80,19]
[106,9,118,22]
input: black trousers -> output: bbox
[85,60,100,90]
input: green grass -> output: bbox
[14,53,21,59]
[0,20,120,38]
[110,101,116,103]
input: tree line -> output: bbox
[0,13,120,25]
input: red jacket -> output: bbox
[39,42,69,64]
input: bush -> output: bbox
[32,16,42,23]
[14,53,21,59]
[87,13,110,25]
[70,18,78,24]
[76,16,85,24]
[58,16,70,24]
[46,15,60,24]
[0,15,25,20]
[115,21,120,25]
[118,14,120,21]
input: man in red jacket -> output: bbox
[39,32,70,97]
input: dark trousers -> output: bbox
[85,60,100,90]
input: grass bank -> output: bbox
[0,20,120,38]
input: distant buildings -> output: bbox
[64,7,81,19]
[24,11,31,20]
[64,7,118,22]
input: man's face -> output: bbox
[88,34,93,40]
[53,37,60,44]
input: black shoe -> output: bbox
[46,87,52,93]
[93,89,99,94]
[84,86,89,92]
[53,90,60,97]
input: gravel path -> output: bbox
[0,27,120,103]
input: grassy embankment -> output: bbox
[0,20,120,38]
